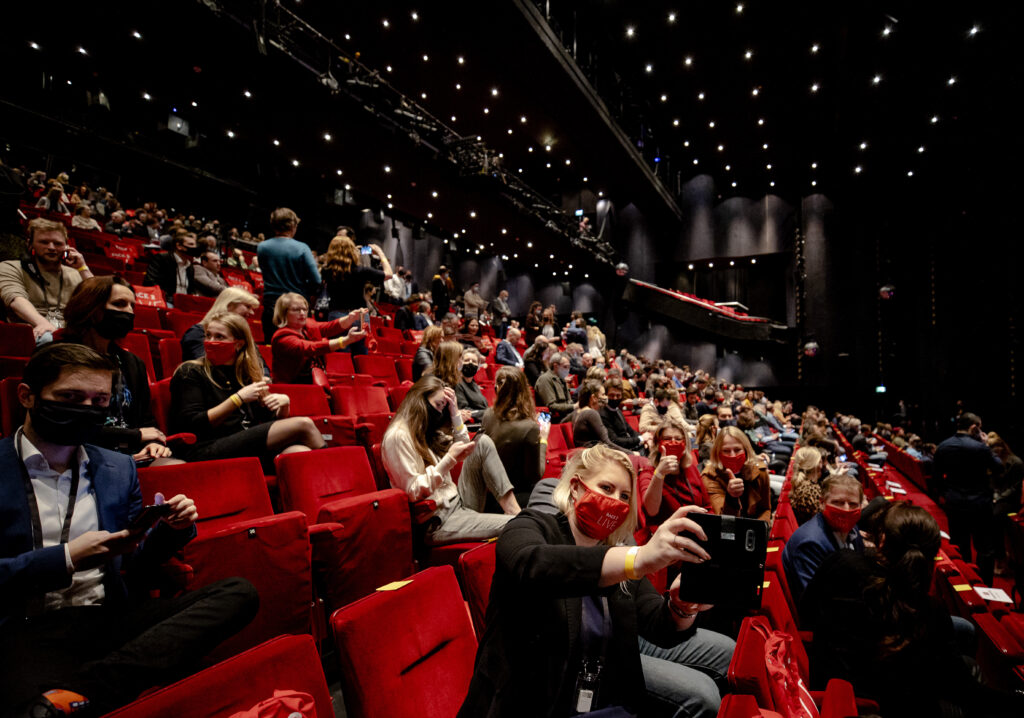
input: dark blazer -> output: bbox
[494,340,522,367]
[454,379,488,422]
[458,509,691,717]
[599,405,642,451]
[781,512,864,601]
[143,251,194,300]
[0,437,195,626]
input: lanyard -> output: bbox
[580,595,612,660]
[36,260,65,312]
[15,429,82,550]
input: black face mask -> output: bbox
[656,404,669,415]
[426,403,446,432]
[95,309,135,340]
[720,418,737,427]
[607,398,621,410]
[461,364,478,379]
[30,399,107,446]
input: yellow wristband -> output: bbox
[625,546,641,580]
[229,393,243,408]
[539,438,548,445]
[77,265,89,272]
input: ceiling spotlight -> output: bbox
[291,159,300,167]
[751,258,757,264]
[762,143,768,150]
[918,146,925,153]
[683,140,690,147]
[859,141,868,150]
[451,115,457,121]
[344,184,351,190]
[744,49,753,60]
[483,108,489,114]
[811,162,817,169]
[411,10,419,20]
[907,170,914,177]
[243,90,252,98]
[752,87,759,96]
[684,56,693,66]
[736,3,744,13]
[708,262,714,268]
[668,12,677,23]
[811,43,820,53]
[491,87,499,96]
[947,76,957,86]
[544,144,552,151]
[626,26,635,38]
[382,19,390,28]
[191,101,198,107]
[432,191,439,197]
[769,181,775,187]
[501,228,508,234]
[811,180,817,186]
[872,75,882,85]
[546,163,552,168]
[882,26,892,37]
[132,30,142,40]
[76,46,88,55]
[323,133,332,141]
[226,130,235,138]
[520,115,527,123]
[645,63,653,73]
[384,165,392,173]
[766,163,772,170]
[455,83,461,90]
[457,56,465,64]
[698,92,705,100]
[28,41,41,50]
[565,159,571,165]
[730,260,735,266]
[142,92,151,100]
[693,158,699,165]
[709,121,715,128]
[854,165,863,174]
[527,241,533,248]
[507,128,513,134]
[731,181,737,188]
[344,34,351,40]
[810,83,820,93]
[336,169,343,176]
[660,94,668,102]
[469,211,477,218]
[272,139,280,146]
[688,263,695,270]
[725,164,731,171]
[582,176,589,182]
[717,144,724,151]
[528,147,534,152]
[386,65,393,72]
[931,115,939,123]
[757,118,765,126]
[421,93,427,99]
[969,25,980,36]
[673,119,680,126]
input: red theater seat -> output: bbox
[0,322,35,357]
[103,635,333,718]
[268,383,371,448]
[173,293,216,313]
[388,382,412,411]
[330,566,477,718]
[354,354,401,387]
[275,447,414,610]
[157,338,182,379]
[456,541,496,638]
[118,332,157,383]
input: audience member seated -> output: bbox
[695,414,718,467]
[413,300,434,330]
[639,418,713,529]
[0,218,93,344]
[600,378,647,452]
[535,351,574,422]
[59,276,178,466]
[381,376,521,545]
[789,446,827,525]
[494,326,524,368]
[801,502,1024,717]
[457,316,494,354]
[258,208,321,343]
[192,249,228,298]
[0,343,258,716]
[427,339,463,389]
[34,185,69,214]
[269,293,367,387]
[736,406,793,462]
[782,473,865,601]
[639,386,686,439]
[170,312,324,467]
[480,367,549,508]
[70,203,100,231]
[412,325,442,382]
[143,228,198,302]
[458,444,716,717]
[701,426,770,522]
[321,233,391,354]
[572,379,616,448]
[180,287,261,361]
[454,347,488,424]
[522,336,552,385]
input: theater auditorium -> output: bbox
[1,1,1022,716]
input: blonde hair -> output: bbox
[792,446,823,483]
[178,312,264,388]
[273,292,308,327]
[706,425,757,473]
[202,287,259,324]
[552,445,638,546]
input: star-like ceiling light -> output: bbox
[626,26,635,38]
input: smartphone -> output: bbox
[128,503,173,534]
[839,453,848,462]
[538,412,551,424]
[360,246,373,255]
[676,512,768,611]
[61,249,71,263]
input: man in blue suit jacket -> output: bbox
[782,473,866,602]
[0,343,257,717]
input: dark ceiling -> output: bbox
[1,0,1017,272]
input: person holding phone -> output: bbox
[0,218,93,345]
[480,366,550,507]
[701,426,771,522]
[382,375,521,546]
[170,312,325,468]
[0,342,258,715]
[270,292,368,387]
[321,234,391,355]
[459,444,715,717]
[639,418,713,528]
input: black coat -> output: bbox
[458,510,691,717]
[143,251,194,300]
[599,405,642,451]
[412,346,433,382]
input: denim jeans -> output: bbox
[639,629,735,718]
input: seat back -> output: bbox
[330,566,477,718]
[376,326,405,342]
[133,304,162,331]
[103,635,333,718]
[354,354,401,386]
[173,293,216,313]
[331,385,391,416]
[388,383,412,411]
[759,576,809,679]
[165,309,204,338]
[275,446,377,519]
[150,377,173,434]
[157,338,182,379]
[269,383,332,416]
[0,323,35,357]
[117,332,157,383]
[547,422,575,453]
[395,357,414,383]
[138,457,271,535]
[728,615,775,708]
[375,338,403,355]
[456,541,497,638]
[132,284,166,308]
[324,352,355,375]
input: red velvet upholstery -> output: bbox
[324,352,355,376]
[376,326,405,342]
[186,511,313,661]
[353,354,401,387]
[396,357,415,383]
[330,566,477,718]
[164,309,204,338]
[117,333,157,383]
[138,457,271,536]
[331,385,391,416]
[157,338,182,380]
[765,542,799,628]
[400,340,420,355]
[768,503,798,542]
[375,338,402,355]
[268,383,372,448]
[388,383,413,411]
[0,322,35,357]
[729,616,777,707]
[0,376,25,437]
[758,576,809,678]
[456,541,496,638]
[716,693,781,717]
[275,447,415,609]
[104,635,333,718]
[133,304,162,331]
[173,293,216,313]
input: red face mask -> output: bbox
[720,451,747,475]
[659,440,686,461]
[204,340,239,366]
[823,504,861,535]
[572,479,630,541]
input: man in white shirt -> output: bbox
[384,265,406,303]
[0,343,257,716]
